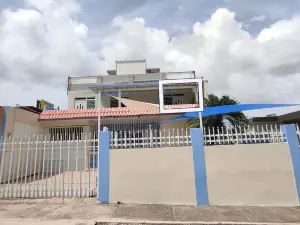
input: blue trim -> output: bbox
[283,124,300,201]
[97,131,110,203]
[161,104,300,124]
[190,128,209,206]
[43,105,56,110]
[101,92,118,97]
[0,106,7,138]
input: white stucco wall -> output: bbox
[67,90,110,109]
[205,143,298,206]
[116,60,146,75]
[4,107,43,137]
[109,146,197,205]
[109,143,298,206]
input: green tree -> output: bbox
[186,94,248,129]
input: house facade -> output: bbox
[67,59,197,110]
[1,60,201,145]
[0,60,202,170]
[41,59,199,136]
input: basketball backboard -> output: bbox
[158,78,204,114]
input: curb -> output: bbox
[95,222,300,225]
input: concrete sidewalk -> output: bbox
[1,198,300,225]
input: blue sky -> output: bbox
[1,0,300,116]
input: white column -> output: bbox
[199,112,203,130]
[193,87,203,129]
[118,89,121,107]
[98,91,101,133]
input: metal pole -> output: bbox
[199,79,208,131]
[118,90,121,108]
[98,91,101,133]
[199,79,204,130]
[199,112,203,130]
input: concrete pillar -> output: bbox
[283,124,300,202]
[97,131,110,203]
[190,128,209,205]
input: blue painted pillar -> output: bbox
[190,128,209,206]
[283,124,300,200]
[97,131,110,203]
[0,106,7,138]
[0,106,7,155]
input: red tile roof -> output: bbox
[39,104,202,120]
[40,108,159,120]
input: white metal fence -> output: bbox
[0,134,97,199]
[108,124,293,148]
[0,123,298,199]
[46,124,298,149]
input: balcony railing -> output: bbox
[68,71,196,92]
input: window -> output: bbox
[48,126,83,141]
[87,98,95,109]
[74,97,95,109]
[163,94,184,105]
[110,97,128,108]
[164,95,173,105]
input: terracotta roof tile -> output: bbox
[39,104,203,120]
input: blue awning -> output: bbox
[161,103,300,124]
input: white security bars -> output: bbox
[47,124,290,149]
[108,124,288,148]
[0,134,97,199]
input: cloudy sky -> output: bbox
[1,0,300,117]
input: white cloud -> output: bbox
[101,8,300,107]
[249,15,267,22]
[0,0,103,107]
[0,0,102,85]
[1,2,300,116]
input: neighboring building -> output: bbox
[250,110,300,129]
[1,106,43,139]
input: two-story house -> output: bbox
[67,59,196,110]
[1,60,202,170]
[39,60,199,136]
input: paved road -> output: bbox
[1,198,300,225]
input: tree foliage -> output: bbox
[186,94,248,129]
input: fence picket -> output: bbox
[7,136,14,198]
[11,136,18,198]
[33,135,39,198]
[0,137,4,198]
[16,137,22,198]
[59,134,63,197]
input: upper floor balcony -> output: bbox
[67,71,196,93]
